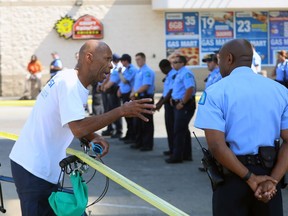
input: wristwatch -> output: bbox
[242,170,252,181]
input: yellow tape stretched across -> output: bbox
[0,132,189,215]
[0,96,201,107]
[66,148,189,216]
[0,132,18,141]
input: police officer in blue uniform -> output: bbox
[166,55,196,163]
[202,53,222,89]
[118,54,138,143]
[103,54,123,138]
[195,39,288,216]
[155,59,177,156]
[130,52,155,151]
[272,50,288,88]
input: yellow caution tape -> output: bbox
[66,148,189,216]
[0,132,189,215]
[0,132,18,141]
[0,96,200,107]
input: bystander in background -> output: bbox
[20,55,43,100]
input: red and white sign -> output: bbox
[72,15,103,39]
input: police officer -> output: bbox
[118,54,138,143]
[202,53,221,89]
[166,55,196,163]
[130,52,155,151]
[103,54,123,138]
[272,50,288,88]
[195,39,288,216]
[155,59,177,156]
[49,52,63,78]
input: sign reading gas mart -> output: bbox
[54,14,103,40]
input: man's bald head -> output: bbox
[218,39,253,77]
[79,40,109,59]
[76,40,113,87]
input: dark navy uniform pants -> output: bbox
[11,160,58,216]
[213,164,283,216]
[107,92,122,133]
[164,102,174,153]
[172,98,196,160]
[121,92,135,139]
[134,96,154,149]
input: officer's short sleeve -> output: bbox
[124,68,135,82]
[183,72,195,89]
[110,71,120,84]
[194,90,225,132]
[142,70,153,85]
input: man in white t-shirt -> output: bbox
[251,45,262,74]
[9,40,155,216]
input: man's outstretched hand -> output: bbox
[120,98,155,122]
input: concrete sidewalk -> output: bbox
[0,99,287,216]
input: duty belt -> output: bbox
[236,154,262,166]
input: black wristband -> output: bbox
[242,170,252,181]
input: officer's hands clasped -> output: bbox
[246,173,278,203]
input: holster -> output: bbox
[258,146,277,169]
[201,148,224,191]
[258,146,287,188]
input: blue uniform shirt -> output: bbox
[275,60,288,81]
[205,67,222,89]
[119,64,137,94]
[163,69,177,97]
[133,64,155,96]
[110,66,120,85]
[195,66,288,155]
[171,66,196,100]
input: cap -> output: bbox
[278,50,287,58]
[202,54,214,63]
[112,53,120,62]
[120,54,131,62]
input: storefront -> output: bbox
[0,0,287,96]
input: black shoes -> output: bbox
[163,151,171,156]
[140,147,153,151]
[119,136,129,141]
[130,144,141,149]
[183,156,193,161]
[111,132,122,139]
[101,130,114,136]
[165,158,183,164]
[198,167,206,172]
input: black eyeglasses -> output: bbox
[173,61,182,64]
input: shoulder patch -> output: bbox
[198,91,207,105]
[145,71,151,77]
[185,72,192,79]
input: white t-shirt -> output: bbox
[251,50,262,73]
[10,69,89,184]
